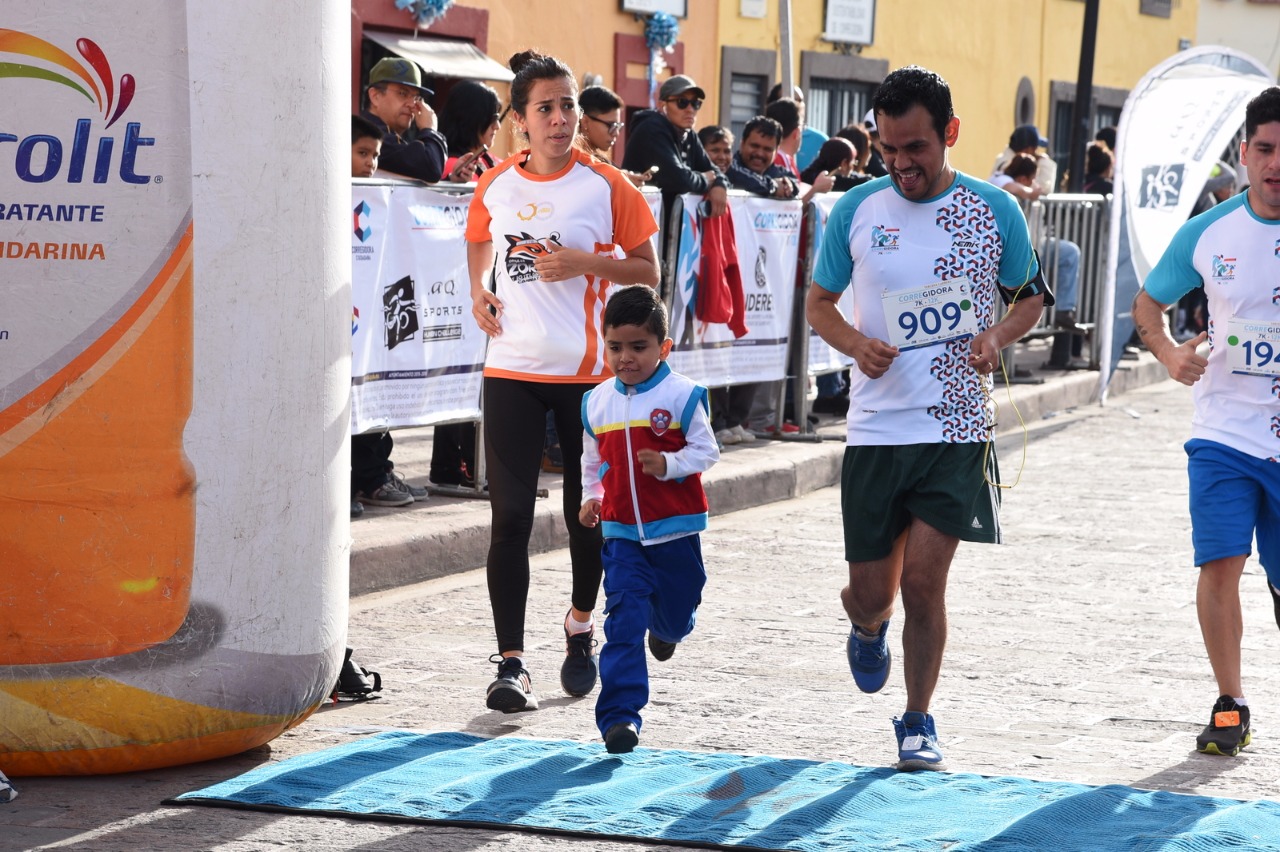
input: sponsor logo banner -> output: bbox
[351,185,485,432]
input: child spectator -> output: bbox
[697,125,734,174]
[579,286,720,753]
[352,115,382,178]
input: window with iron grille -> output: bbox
[808,77,876,137]
[729,73,767,141]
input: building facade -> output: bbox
[352,0,1200,178]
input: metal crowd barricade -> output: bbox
[351,177,493,499]
[1020,193,1112,370]
[658,190,808,438]
[788,197,845,436]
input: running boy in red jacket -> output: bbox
[580,285,720,753]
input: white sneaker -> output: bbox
[732,425,757,443]
[715,427,741,446]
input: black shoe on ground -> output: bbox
[811,394,850,415]
[331,646,382,701]
[1269,580,1280,632]
[648,633,677,662]
[560,615,599,697]
[350,499,364,519]
[486,655,539,713]
[1196,695,1251,756]
[605,722,639,754]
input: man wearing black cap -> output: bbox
[992,124,1056,194]
[361,57,447,183]
[621,74,727,218]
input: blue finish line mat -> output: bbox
[170,731,1280,851]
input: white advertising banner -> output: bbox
[667,192,802,386]
[1098,47,1274,399]
[351,183,484,433]
[804,192,856,376]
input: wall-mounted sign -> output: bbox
[740,0,767,18]
[823,0,875,46]
[621,0,688,17]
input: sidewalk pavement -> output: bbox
[352,338,1168,596]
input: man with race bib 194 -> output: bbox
[1133,85,1280,758]
[805,66,1049,771]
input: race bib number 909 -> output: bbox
[880,277,978,351]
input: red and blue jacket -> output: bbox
[581,361,719,545]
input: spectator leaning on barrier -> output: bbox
[765,98,834,206]
[834,122,873,177]
[726,115,798,200]
[466,49,659,715]
[620,74,728,219]
[992,124,1057,196]
[361,57,447,183]
[439,79,501,182]
[349,115,426,517]
[697,125,734,175]
[1131,85,1280,760]
[802,137,872,193]
[768,82,828,173]
[578,85,651,188]
[806,65,1047,773]
[710,114,805,447]
[1082,141,1114,196]
[990,152,1083,332]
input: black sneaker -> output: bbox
[1196,695,1251,756]
[605,722,639,754]
[486,655,539,713]
[560,614,599,697]
[648,633,677,662]
[1269,580,1280,632]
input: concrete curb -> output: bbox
[350,352,1169,596]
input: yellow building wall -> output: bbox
[459,2,722,159]
[717,0,1198,176]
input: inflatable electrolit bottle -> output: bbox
[0,19,194,662]
[1,0,348,776]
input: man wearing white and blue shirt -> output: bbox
[806,66,1048,772]
[1133,85,1280,759]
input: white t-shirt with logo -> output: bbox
[812,173,1039,445]
[466,148,658,382]
[1144,192,1280,461]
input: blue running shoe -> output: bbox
[893,711,945,771]
[846,621,891,693]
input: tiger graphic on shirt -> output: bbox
[504,231,562,283]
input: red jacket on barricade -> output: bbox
[696,206,749,339]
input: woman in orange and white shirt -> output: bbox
[466,49,659,714]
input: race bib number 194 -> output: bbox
[1225,317,1280,377]
[880,277,978,351]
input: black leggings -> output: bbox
[483,377,603,653]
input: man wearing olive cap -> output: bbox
[361,57,447,183]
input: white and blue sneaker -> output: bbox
[893,711,945,771]
[846,620,891,693]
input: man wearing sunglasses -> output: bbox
[361,57,447,183]
[621,74,728,218]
